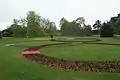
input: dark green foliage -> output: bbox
[4,18,27,37]
[100,22,114,37]
[60,19,70,36]
[4,11,57,37]
[84,25,92,36]
[92,20,102,34]
[41,19,57,35]
[60,17,92,36]
[26,11,45,37]
[92,30,99,35]
[4,11,120,37]
[93,20,102,30]
[110,14,120,34]
[0,31,2,39]
[68,22,80,36]
[61,21,80,36]
[92,14,120,36]
[2,28,13,37]
[10,24,27,37]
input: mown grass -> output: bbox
[0,37,120,80]
[42,43,120,60]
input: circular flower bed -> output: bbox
[22,41,120,73]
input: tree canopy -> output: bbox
[60,17,92,36]
[3,11,57,37]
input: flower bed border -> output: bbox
[22,40,120,73]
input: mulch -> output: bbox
[23,54,120,73]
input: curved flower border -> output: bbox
[22,41,120,73]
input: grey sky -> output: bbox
[0,0,120,30]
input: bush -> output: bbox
[100,22,114,37]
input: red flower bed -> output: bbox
[22,49,41,55]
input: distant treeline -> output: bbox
[1,11,120,37]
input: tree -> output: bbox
[41,18,57,35]
[60,17,67,28]
[110,14,120,34]
[60,17,91,36]
[60,20,81,36]
[26,11,45,37]
[5,11,59,37]
[60,18,70,36]
[100,22,114,37]
[68,21,80,36]
[9,24,26,37]
[75,17,85,27]
[0,30,2,39]
[19,18,27,27]
[48,22,57,34]
[41,18,51,30]
[84,25,92,36]
[93,20,102,30]
[13,19,19,25]
[2,26,13,37]
[5,18,27,37]
[93,20,102,34]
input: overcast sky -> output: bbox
[0,0,120,30]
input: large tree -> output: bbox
[48,22,57,34]
[5,11,58,37]
[60,17,91,36]
[26,11,45,37]
[41,18,57,35]
[41,18,51,30]
[110,14,120,34]
[60,18,70,36]
[7,19,27,37]
[10,24,26,37]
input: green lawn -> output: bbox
[0,37,120,80]
[42,43,120,61]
